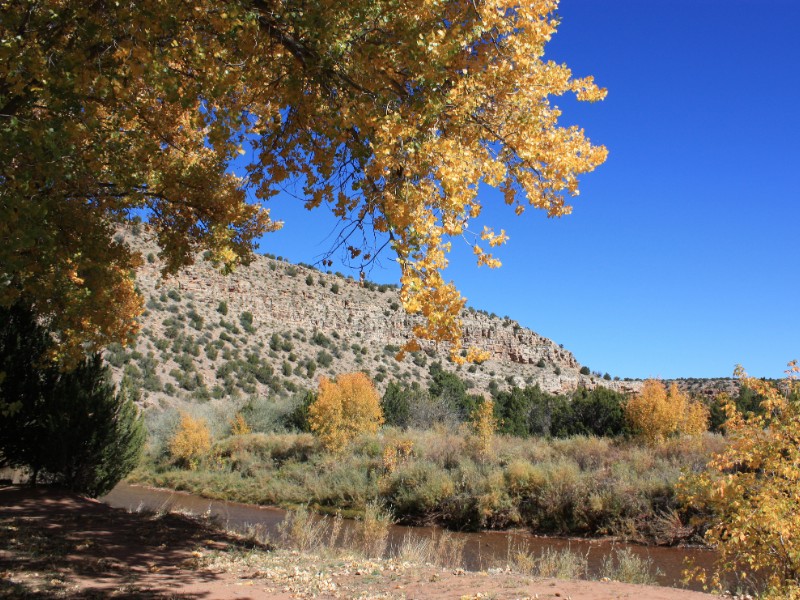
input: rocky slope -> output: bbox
[115,228,757,410]
[110,228,647,408]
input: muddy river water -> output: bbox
[103,482,717,591]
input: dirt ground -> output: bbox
[0,485,715,599]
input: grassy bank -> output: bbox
[132,427,724,543]
[3,485,711,598]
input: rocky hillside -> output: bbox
[111,228,658,408]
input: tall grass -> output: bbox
[134,419,725,542]
[600,548,662,585]
[504,538,589,579]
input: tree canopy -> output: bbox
[1,0,606,361]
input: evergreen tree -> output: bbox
[0,305,145,496]
[493,387,532,437]
[381,381,412,428]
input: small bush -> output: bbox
[239,311,255,333]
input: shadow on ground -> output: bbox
[0,485,269,599]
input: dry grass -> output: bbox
[136,427,726,542]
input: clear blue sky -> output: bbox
[244,0,799,380]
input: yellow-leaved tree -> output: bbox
[625,380,708,444]
[308,372,384,452]
[1,0,606,363]
[678,362,800,598]
[169,412,212,470]
[469,397,498,458]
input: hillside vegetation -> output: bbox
[111,227,738,410]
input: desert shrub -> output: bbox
[169,412,212,469]
[229,412,251,436]
[238,395,298,433]
[214,432,316,470]
[316,349,333,367]
[277,505,330,553]
[679,363,800,597]
[311,331,331,347]
[599,548,661,585]
[239,311,255,333]
[579,366,590,375]
[381,460,455,519]
[308,373,383,451]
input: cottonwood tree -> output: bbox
[625,380,708,444]
[679,363,800,597]
[308,372,383,451]
[1,0,606,362]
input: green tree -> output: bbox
[285,391,316,432]
[381,381,412,428]
[560,387,626,437]
[428,362,480,419]
[493,386,532,437]
[0,305,145,496]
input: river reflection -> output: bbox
[103,482,716,591]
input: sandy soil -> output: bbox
[0,485,714,599]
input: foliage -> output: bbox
[428,362,481,419]
[169,412,212,469]
[559,387,627,437]
[308,372,384,451]
[137,422,724,538]
[493,386,532,436]
[469,397,497,457]
[381,381,413,428]
[709,385,765,432]
[679,363,800,596]
[0,304,145,496]
[625,380,708,444]
[229,412,252,436]
[284,391,316,432]
[1,0,605,362]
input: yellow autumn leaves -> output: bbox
[678,362,800,598]
[308,373,384,452]
[625,380,709,444]
[2,0,606,363]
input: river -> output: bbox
[103,482,717,591]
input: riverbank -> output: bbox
[0,485,715,599]
[136,428,726,542]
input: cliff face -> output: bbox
[113,229,645,407]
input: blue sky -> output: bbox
[246,0,799,379]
